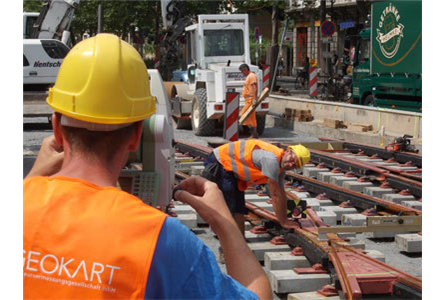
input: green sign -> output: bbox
[371,1,422,74]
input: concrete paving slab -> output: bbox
[172,205,205,226]
[334,152,352,156]
[363,187,395,198]
[190,165,205,176]
[289,191,312,199]
[382,194,416,204]
[245,231,272,243]
[172,204,195,214]
[364,249,386,262]
[317,172,344,183]
[320,206,358,221]
[317,199,335,206]
[254,202,274,212]
[401,200,422,210]
[302,198,321,211]
[248,242,291,261]
[342,214,366,226]
[264,252,311,270]
[337,239,366,250]
[245,194,270,202]
[176,161,204,171]
[342,181,374,193]
[268,270,331,294]
[196,213,207,225]
[176,214,197,229]
[355,158,384,163]
[174,156,195,161]
[303,167,330,178]
[288,291,340,300]
[315,211,337,226]
[395,234,422,253]
[364,231,397,238]
[337,232,357,239]
[386,166,418,171]
[330,176,358,187]
[373,161,399,167]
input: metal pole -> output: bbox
[271,18,289,91]
[97,4,103,34]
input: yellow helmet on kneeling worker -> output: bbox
[46,33,155,127]
[288,144,311,168]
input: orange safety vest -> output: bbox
[214,140,285,191]
[23,176,167,300]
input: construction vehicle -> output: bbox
[160,1,269,136]
[24,0,79,42]
[23,39,70,88]
[351,0,422,112]
[23,0,79,89]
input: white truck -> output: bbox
[23,0,79,89]
[166,14,269,136]
[23,39,70,87]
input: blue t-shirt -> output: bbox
[144,217,258,300]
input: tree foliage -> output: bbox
[23,1,158,41]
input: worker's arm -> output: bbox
[175,176,272,300]
[268,178,298,229]
[25,135,64,179]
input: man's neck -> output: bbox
[55,153,126,187]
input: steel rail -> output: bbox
[173,142,422,299]
[285,171,422,215]
[245,199,422,299]
[277,143,422,198]
[318,138,422,168]
[174,139,212,158]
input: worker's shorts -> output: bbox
[203,153,247,215]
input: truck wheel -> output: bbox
[256,115,266,135]
[191,88,215,136]
[172,116,191,129]
[364,95,377,107]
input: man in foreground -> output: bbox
[23,34,271,300]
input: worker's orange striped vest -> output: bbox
[214,139,285,191]
[23,176,167,300]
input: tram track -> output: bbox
[171,139,422,299]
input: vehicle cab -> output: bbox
[23,39,70,88]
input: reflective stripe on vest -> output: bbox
[215,140,285,191]
[23,176,167,300]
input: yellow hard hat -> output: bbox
[47,33,155,124]
[288,144,310,168]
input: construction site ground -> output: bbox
[23,96,427,299]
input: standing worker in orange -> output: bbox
[23,34,272,300]
[239,64,259,138]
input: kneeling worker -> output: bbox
[203,139,311,234]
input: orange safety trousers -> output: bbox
[240,72,258,128]
[215,139,284,191]
[23,176,167,300]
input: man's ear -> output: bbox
[51,113,64,146]
[128,121,143,152]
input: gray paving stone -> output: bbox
[248,242,291,261]
[245,231,272,243]
[302,198,320,211]
[190,165,205,176]
[330,176,358,187]
[317,172,344,183]
[363,187,395,198]
[317,199,334,206]
[315,210,337,226]
[342,181,374,193]
[342,213,366,226]
[401,200,422,210]
[264,252,311,270]
[364,249,386,262]
[176,214,197,229]
[268,270,331,294]
[382,194,416,204]
[395,234,422,253]
[320,206,358,221]
[303,167,330,178]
